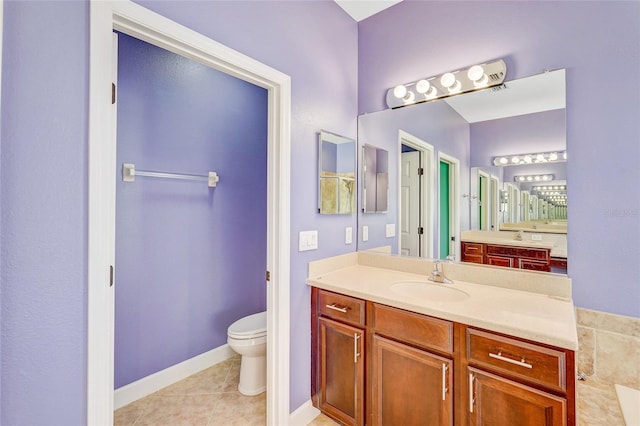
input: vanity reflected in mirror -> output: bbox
[362,144,389,213]
[357,69,568,273]
[318,130,356,215]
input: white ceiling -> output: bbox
[335,0,402,22]
[444,69,566,123]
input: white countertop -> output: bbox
[307,262,578,351]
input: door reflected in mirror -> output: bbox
[318,130,355,215]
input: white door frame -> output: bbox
[398,130,434,259]
[88,2,291,425]
[437,152,460,260]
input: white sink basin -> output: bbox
[391,281,470,302]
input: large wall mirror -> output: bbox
[357,69,567,271]
[318,130,356,215]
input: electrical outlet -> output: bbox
[362,225,369,242]
[345,227,353,244]
[298,230,318,251]
[386,223,396,238]
[531,234,543,241]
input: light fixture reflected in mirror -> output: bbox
[514,174,554,182]
[386,59,507,109]
[494,151,567,166]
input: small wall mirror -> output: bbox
[362,144,389,213]
[318,130,356,215]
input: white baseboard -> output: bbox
[289,399,321,426]
[114,344,236,410]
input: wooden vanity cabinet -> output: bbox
[312,289,365,426]
[311,288,575,426]
[462,242,551,272]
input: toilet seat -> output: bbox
[227,311,266,339]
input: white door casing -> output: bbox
[398,130,435,259]
[88,2,291,425]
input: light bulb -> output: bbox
[511,156,520,164]
[524,155,532,163]
[467,65,484,82]
[499,157,508,165]
[393,85,407,99]
[563,152,567,160]
[536,154,545,162]
[416,80,430,94]
[440,73,457,88]
[549,152,558,161]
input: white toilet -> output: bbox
[227,311,267,396]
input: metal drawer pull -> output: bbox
[469,373,475,413]
[325,303,348,313]
[441,363,448,401]
[354,333,361,363]
[489,351,533,369]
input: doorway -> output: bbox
[398,130,434,258]
[88,3,291,425]
[437,153,460,260]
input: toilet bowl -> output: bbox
[227,311,267,396]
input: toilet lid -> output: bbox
[228,311,267,338]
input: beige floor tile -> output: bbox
[577,381,625,426]
[307,413,340,425]
[134,394,220,426]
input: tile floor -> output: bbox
[115,356,625,425]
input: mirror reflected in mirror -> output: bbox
[362,144,389,213]
[318,131,356,215]
[357,69,567,274]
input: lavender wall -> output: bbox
[359,1,640,318]
[470,110,566,167]
[471,110,567,185]
[1,2,88,424]
[358,99,470,253]
[1,1,357,423]
[114,34,267,388]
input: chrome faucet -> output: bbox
[428,260,453,284]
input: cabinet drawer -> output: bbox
[520,258,551,272]
[317,289,365,327]
[463,242,484,255]
[463,254,485,264]
[371,303,453,353]
[467,328,566,392]
[486,244,550,261]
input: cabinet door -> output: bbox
[318,317,364,426]
[371,335,453,426]
[468,367,566,426]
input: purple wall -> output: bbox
[1,2,88,424]
[114,34,267,388]
[0,0,357,423]
[470,110,566,167]
[358,100,470,252]
[470,110,567,185]
[359,1,640,318]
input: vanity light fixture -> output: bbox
[533,185,567,191]
[514,174,554,182]
[386,59,507,109]
[494,151,567,166]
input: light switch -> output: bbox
[299,230,318,251]
[362,225,369,242]
[345,227,353,244]
[386,223,396,238]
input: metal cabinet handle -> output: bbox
[353,333,361,363]
[441,363,448,401]
[469,373,475,413]
[489,351,533,369]
[325,303,348,313]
